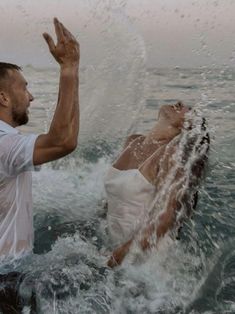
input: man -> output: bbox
[0,18,79,312]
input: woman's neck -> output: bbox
[144,120,180,144]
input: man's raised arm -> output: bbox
[33,18,80,165]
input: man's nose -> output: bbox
[29,92,34,102]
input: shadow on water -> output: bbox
[185,242,235,314]
[34,215,105,254]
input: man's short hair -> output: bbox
[0,62,21,80]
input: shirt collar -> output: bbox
[0,120,19,134]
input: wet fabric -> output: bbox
[105,166,156,246]
[0,120,39,259]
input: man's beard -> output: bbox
[12,106,28,126]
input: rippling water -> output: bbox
[0,65,234,314]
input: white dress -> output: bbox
[104,167,156,246]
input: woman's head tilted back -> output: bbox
[158,101,191,129]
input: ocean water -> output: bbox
[0,63,235,314]
[0,64,233,314]
[0,0,234,312]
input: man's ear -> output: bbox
[0,91,9,108]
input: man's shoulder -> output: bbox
[0,132,15,147]
[0,132,36,153]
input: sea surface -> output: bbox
[0,65,234,314]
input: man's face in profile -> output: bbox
[7,70,34,126]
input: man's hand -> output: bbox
[33,17,80,166]
[43,17,80,68]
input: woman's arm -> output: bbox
[123,134,143,149]
[107,167,186,267]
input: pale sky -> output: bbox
[1,0,235,68]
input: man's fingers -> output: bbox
[54,17,65,42]
[60,21,77,42]
[43,33,56,52]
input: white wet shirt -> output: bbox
[0,120,39,259]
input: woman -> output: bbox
[104,102,209,267]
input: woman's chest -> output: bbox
[114,141,164,170]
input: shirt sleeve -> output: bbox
[0,133,40,177]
